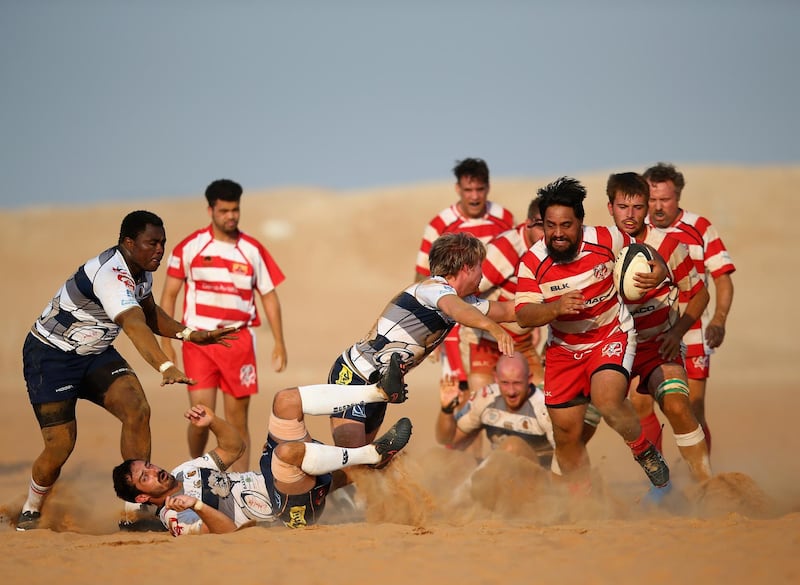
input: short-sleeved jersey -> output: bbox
[477,223,536,342]
[515,226,634,353]
[455,383,554,459]
[479,223,528,302]
[340,276,490,381]
[626,226,704,343]
[160,453,275,536]
[649,209,736,356]
[415,201,515,277]
[166,226,285,330]
[31,246,152,355]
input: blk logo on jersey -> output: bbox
[601,341,623,358]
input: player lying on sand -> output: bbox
[113,356,411,534]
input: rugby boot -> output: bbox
[371,417,413,469]
[377,353,408,404]
[16,510,41,531]
[634,444,671,488]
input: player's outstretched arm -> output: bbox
[185,405,245,470]
[438,295,514,355]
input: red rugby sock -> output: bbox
[626,431,651,457]
[640,412,663,453]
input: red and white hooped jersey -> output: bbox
[479,223,528,302]
[626,226,703,343]
[415,201,515,277]
[648,209,736,356]
[166,226,285,330]
[515,225,634,353]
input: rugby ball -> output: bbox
[613,243,653,301]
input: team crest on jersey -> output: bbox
[240,364,257,387]
[207,470,232,498]
[593,263,609,280]
[232,262,249,274]
[601,341,623,358]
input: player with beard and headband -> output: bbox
[515,177,673,501]
[606,172,712,484]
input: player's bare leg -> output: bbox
[223,393,251,472]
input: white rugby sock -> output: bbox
[23,477,52,513]
[299,442,379,475]
[297,383,385,416]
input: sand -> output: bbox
[1,165,798,584]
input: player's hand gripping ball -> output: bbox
[613,243,653,301]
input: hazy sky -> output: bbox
[2,0,798,208]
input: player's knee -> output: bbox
[272,443,307,483]
[121,400,151,428]
[654,378,689,403]
[272,387,302,419]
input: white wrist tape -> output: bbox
[176,327,194,341]
[159,361,175,373]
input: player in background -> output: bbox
[414,158,515,395]
[606,172,712,483]
[160,179,288,472]
[476,195,548,391]
[644,163,736,454]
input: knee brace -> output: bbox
[654,377,689,403]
